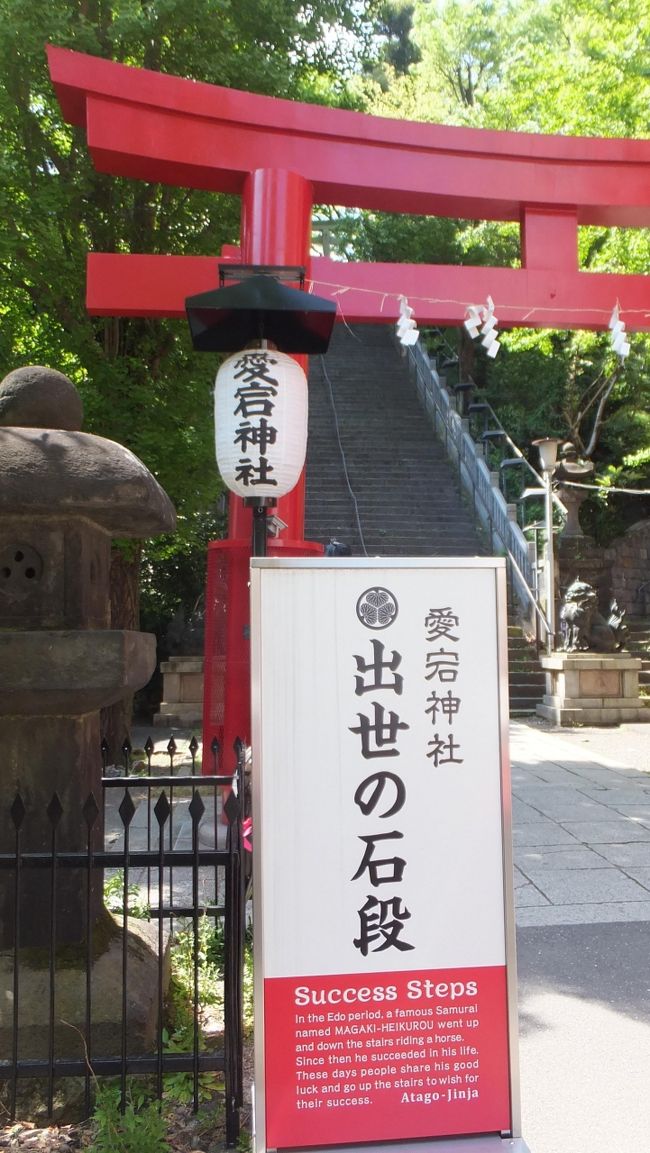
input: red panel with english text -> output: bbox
[264,966,510,1148]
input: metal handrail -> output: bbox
[403,339,555,641]
[466,395,567,516]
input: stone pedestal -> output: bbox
[0,631,156,947]
[0,913,169,1122]
[153,655,204,727]
[0,366,175,948]
[537,652,650,725]
[0,366,176,1115]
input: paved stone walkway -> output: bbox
[510,717,650,927]
[129,717,650,930]
[509,717,650,1153]
[106,727,227,908]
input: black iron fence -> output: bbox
[0,737,247,1145]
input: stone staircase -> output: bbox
[507,625,546,715]
[306,325,485,556]
[306,324,545,714]
[625,618,650,692]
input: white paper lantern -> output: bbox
[214,348,308,499]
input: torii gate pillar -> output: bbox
[206,168,321,771]
[230,168,313,538]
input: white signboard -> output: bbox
[251,558,520,1152]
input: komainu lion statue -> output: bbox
[560,578,628,653]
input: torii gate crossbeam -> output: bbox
[47,44,650,764]
[49,44,650,334]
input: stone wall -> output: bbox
[608,519,650,618]
[557,536,613,613]
[558,518,650,619]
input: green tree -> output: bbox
[347,0,650,537]
[412,0,512,118]
[370,0,421,86]
[0,0,381,732]
[0,0,379,596]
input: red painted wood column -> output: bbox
[236,167,314,537]
[204,168,322,772]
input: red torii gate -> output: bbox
[48,45,650,764]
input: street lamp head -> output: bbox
[532,437,563,473]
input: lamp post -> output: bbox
[532,437,562,652]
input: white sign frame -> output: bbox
[250,557,522,1153]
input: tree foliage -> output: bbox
[337,0,650,538]
[369,1,421,85]
[413,0,509,115]
[0,0,380,636]
[3,0,650,609]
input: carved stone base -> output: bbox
[153,655,204,727]
[537,653,650,726]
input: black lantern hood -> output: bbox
[185,272,337,354]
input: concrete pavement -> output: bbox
[132,717,650,928]
[510,718,650,928]
[510,717,650,1153]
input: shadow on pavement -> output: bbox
[516,921,650,1033]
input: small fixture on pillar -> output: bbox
[267,513,288,539]
[186,266,336,555]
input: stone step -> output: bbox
[506,620,545,714]
[307,492,470,505]
[306,500,472,513]
[509,668,540,678]
[306,324,485,565]
[153,704,202,726]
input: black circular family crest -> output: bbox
[356,586,399,630]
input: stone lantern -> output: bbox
[0,366,175,948]
[554,442,595,538]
